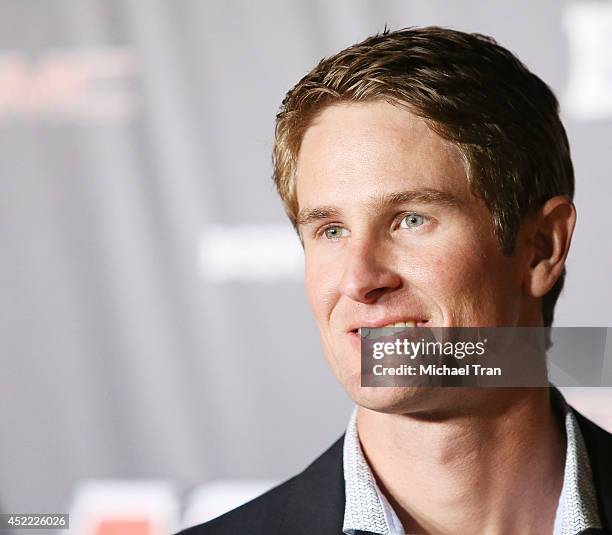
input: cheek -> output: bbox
[394,240,479,293]
[403,239,518,323]
[304,254,340,322]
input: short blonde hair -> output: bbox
[272,26,574,327]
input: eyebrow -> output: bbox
[296,188,463,227]
[296,206,342,227]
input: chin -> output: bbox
[328,346,459,416]
[340,369,466,418]
[344,372,436,414]
[354,387,424,413]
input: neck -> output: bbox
[356,388,566,535]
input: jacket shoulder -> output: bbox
[177,435,345,535]
[178,475,297,535]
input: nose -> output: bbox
[338,238,402,304]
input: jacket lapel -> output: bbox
[574,410,612,533]
[280,435,346,534]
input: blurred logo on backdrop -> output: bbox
[68,481,177,535]
[199,224,303,283]
[563,2,612,120]
[0,47,138,125]
[67,479,276,534]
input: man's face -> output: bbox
[296,101,533,413]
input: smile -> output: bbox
[349,319,429,336]
[358,320,415,334]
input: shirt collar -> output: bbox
[554,390,602,534]
[342,407,390,534]
[342,389,602,535]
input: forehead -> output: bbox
[295,101,470,209]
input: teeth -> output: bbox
[357,321,417,337]
[386,321,416,328]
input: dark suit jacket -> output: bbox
[180,409,612,535]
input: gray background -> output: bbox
[0,0,611,528]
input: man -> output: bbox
[183,27,612,534]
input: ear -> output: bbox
[524,196,576,298]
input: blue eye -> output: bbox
[323,226,348,240]
[400,213,425,229]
